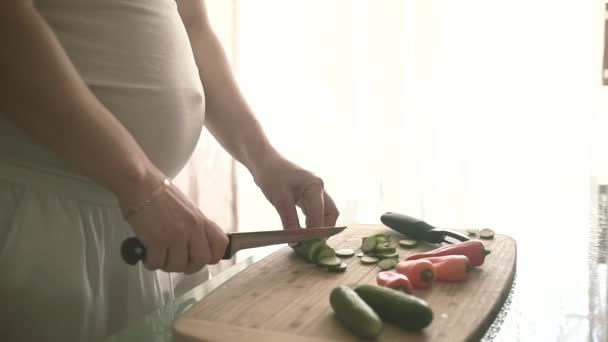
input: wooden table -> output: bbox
[173,224,517,341]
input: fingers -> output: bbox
[185,226,212,275]
[163,239,188,273]
[322,191,340,226]
[299,182,325,228]
[205,220,229,264]
[143,244,168,271]
[273,193,301,230]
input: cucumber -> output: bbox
[376,242,390,248]
[336,248,355,258]
[466,228,479,236]
[319,256,342,267]
[315,247,336,264]
[329,286,383,339]
[354,284,433,331]
[306,240,326,262]
[361,256,379,265]
[398,239,418,248]
[479,228,495,239]
[377,258,397,270]
[361,237,377,253]
[375,234,389,242]
[375,246,396,254]
[327,262,348,272]
[356,252,365,258]
[377,252,399,260]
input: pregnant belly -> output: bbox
[34,0,206,177]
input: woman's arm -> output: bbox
[176,0,279,179]
[0,1,160,199]
[0,1,228,272]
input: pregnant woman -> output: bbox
[0,1,339,341]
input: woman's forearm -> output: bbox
[0,2,162,201]
[178,2,279,177]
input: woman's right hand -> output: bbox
[117,172,228,274]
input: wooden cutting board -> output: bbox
[173,224,517,342]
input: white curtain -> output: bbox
[214,0,606,340]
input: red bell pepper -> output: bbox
[376,271,414,294]
[424,255,472,282]
[405,240,490,266]
[395,260,434,289]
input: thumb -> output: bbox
[272,193,301,230]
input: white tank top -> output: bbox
[0,0,205,178]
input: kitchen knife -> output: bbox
[380,212,470,244]
[121,226,347,265]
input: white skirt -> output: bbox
[0,160,177,341]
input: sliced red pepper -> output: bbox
[376,271,414,294]
[424,255,472,282]
[405,240,490,266]
[395,259,434,289]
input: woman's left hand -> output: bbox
[252,154,339,230]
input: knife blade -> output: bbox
[121,226,347,266]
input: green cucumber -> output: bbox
[360,256,380,265]
[377,258,398,270]
[319,256,342,267]
[354,284,433,331]
[398,239,418,248]
[376,242,390,248]
[374,246,396,254]
[336,248,355,258]
[377,252,399,260]
[306,240,326,262]
[479,228,495,239]
[361,237,377,253]
[375,234,389,242]
[327,262,348,272]
[356,252,365,258]
[315,247,336,264]
[329,286,382,339]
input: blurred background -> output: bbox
[172,1,606,340]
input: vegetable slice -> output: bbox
[361,237,377,253]
[361,256,380,264]
[319,256,342,267]
[336,248,355,258]
[399,239,418,248]
[377,258,398,270]
[479,228,495,239]
[327,262,348,272]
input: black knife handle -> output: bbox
[380,212,446,243]
[121,237,146,265]
[121,234,234,266]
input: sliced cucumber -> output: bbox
[375,246,396,254]
[377,258,398,270]
[398,239,418,248]
[327,262,348,272]
[466,228,479,236]
[336,248,355,258]
[377,252,399,260]
[479,228,495,239]
[306,240,326,262]
[319,256,342,267]
[374,234,389,242]
[315,247,336,264]
[361,256,380,265]
[361,237,377,253]
[376,242,390,248]
[356,252,365,258]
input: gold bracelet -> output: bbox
[123,177,172,220]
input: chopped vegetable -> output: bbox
[405,240,490,267]
[377,258,398,270]
[361,237,377,253]
[328,262,348,272]
[336,248,355,258]
[375,246,396,254]
[376,271,414,294]
[466,228,479,236]
[399,239,418,248]
[361,256,380,264]
[395,260,434,289]
[423,255,472,282]
[356,252,365,258]
[319,256,342,267]
[377,252,399,260]
[479,228,495,239]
